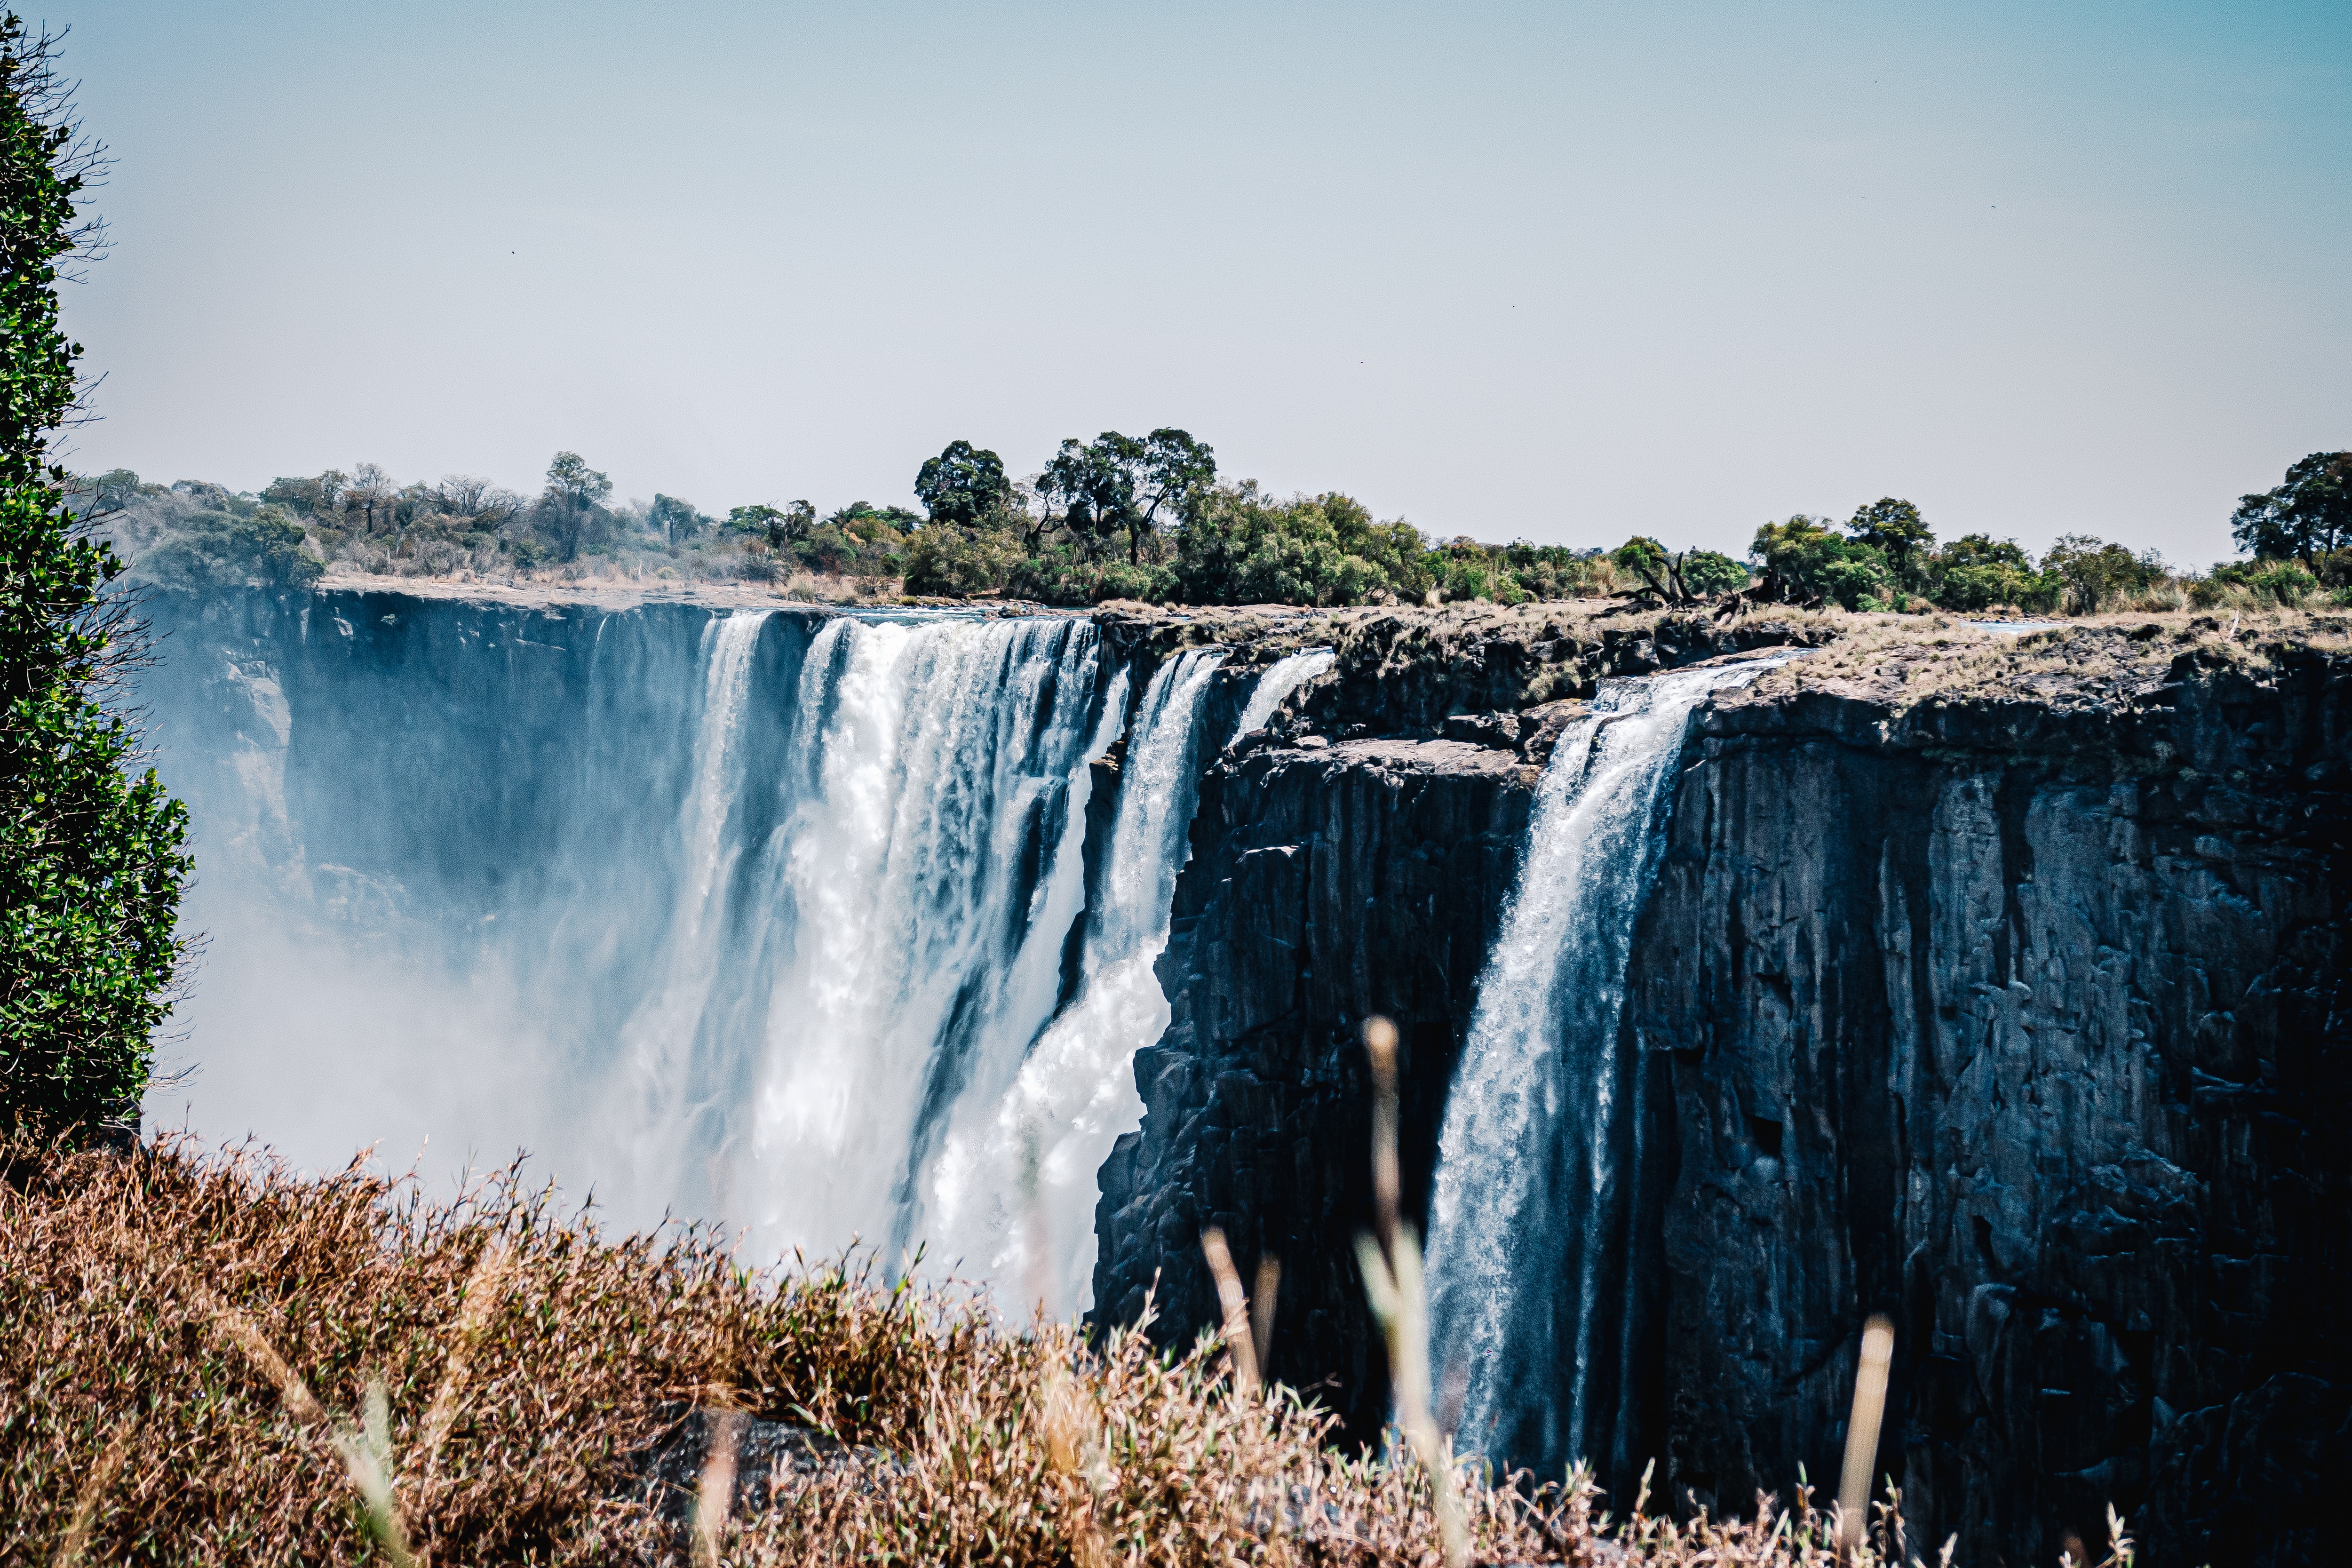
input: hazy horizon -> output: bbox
[49,0,2352,567]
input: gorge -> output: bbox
[140,586,2348,1568]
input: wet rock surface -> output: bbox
[1096,614,2352,1567]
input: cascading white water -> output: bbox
[924,648,1227,1317]
[1229,648,1334,746]
[141,592,1338,1320]
[610,611,774,1211]
[734,615,1114,1265]
[1425,654,1794,1474]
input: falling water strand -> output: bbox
[746,615,1110,1266]
[606,610,772,1207]
[930,647,1233,1319]
[1424,654,1796,1476]
[1229,648,1334,747]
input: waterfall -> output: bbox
[1425,654,1794,1476]
[1229,648,1334,746]
[610,611,773,1211]
[738,614,1113,1265]
[915,647,1222,1314]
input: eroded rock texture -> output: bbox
[1637,644,2350,1568]
[1092,735,1533,1444]
[1097,625,2350,1568]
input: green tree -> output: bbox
[2041,534,2162,614]
[1848,497,1934,591]
[727,501,816,550]
[2231,451,2352,564]
[914,440,1011,531]
[1041,429,1217,565]
[1750,515,1891,608]
[1114,428,1217,564]
[0,17,189,1138]
[1039,438,1136,563]
[135,506,321,589]
[1681,549,1750,596]
[539,451,611,560]
[1927,533,2053,612]
[649,493,712,545]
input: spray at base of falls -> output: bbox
[1424,653,1796,1477]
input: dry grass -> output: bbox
[0,1135,2139,1565]
[1735,606,2352,718]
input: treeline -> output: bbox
[76,437,2352,616]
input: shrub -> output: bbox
[0,1133,2002,1567]
[904,525,1022,596]
[1173,487,1431,606]
[130,505,323,589]
[0,19,190,1140]
[1751,516,1891,609]
[2041,534,2165,614]
[1681,549,1750,596]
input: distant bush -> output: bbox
[904,525,1024,597]
[1172,486,1431,607]
[1752,516,1893,609]
[2195,557,2320,609]
[133,505,323,589]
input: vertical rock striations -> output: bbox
[1629,628,2350,1567]
[1102,617,2349,1568]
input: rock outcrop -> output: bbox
[1095,614,2352,1568]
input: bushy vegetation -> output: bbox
[0,1132,2070,1568]
[0,18,188,1142]
[1744,461,2352,617]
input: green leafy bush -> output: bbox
[1173,487,1431,606]
[132,504,322,589]
[0,19,189,1138]
[1751,516,1892,609]
[903,525,1023,596]
[2041,533,2166,614]
[1681,549,1750,596]
[1926,534,2052,612]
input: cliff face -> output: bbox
[1635,631,2350,1568]
[1097,617,2351,1568]
[1091,734,1533,1441]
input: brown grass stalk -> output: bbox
[1836,1314,1895,1560]
[1199,1226,1262,1400]
[51,1415,134,1568]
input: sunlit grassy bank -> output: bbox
[0,1135,2140,1566]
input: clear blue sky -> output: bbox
[47,0,2352,564]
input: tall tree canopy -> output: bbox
[1847,497,1934,590]
[1041,429,1217,565]
[2232,451,2352,564]
[913,439,1011,531]
[0,17,188,1138]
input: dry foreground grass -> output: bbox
[1,1138,2144,1568]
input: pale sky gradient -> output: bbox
[47,0,2352,565]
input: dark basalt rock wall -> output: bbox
[1096,630,2351,1568]
[1634,647,2350,1568]
[1091,735,1533,1445]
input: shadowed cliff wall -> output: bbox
[1099,626,2350,1568]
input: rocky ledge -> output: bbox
[1092,610,2351,1568]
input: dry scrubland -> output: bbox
[1745,605,2352,713]
[2,1135,2145,1568]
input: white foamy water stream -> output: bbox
[1425,653,1796,1472]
